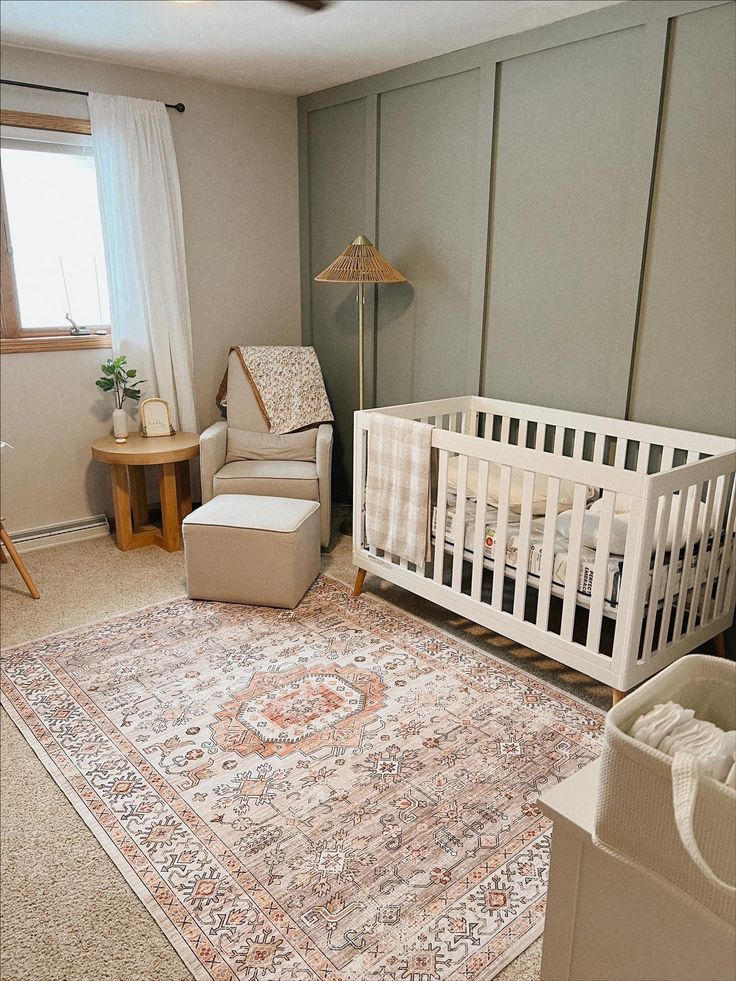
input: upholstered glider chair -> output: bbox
[200,350,333,547]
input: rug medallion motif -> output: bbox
[0,575,603,980]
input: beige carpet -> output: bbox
[0,514,610,981]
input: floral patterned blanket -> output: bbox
[218,345,334,434]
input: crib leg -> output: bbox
[713,633,726,658]
[353,568,366,597]
[612,688,626,706]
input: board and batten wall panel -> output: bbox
[299,0,735,499]
[483,26,645,417]
[307,98,367,492]
[630,2,736,437]
[376,70,481,406]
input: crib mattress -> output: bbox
[433,502,719,611]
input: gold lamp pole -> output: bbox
[315,235,406,409]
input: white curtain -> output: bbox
[88,93,198,433]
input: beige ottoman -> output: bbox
[183,494,320,608]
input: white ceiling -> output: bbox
[0,0,622,97]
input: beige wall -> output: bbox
[0,45,300,532]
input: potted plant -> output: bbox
[95,355,146,443]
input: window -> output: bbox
[1,111,112,352]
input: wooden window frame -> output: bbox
[0,110,112,354]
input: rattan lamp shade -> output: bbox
[315,235,406,284]
[315,234,407,412]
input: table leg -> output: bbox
[176,460,192,522]
[129,466,149,530]
[111,465,134,550]
[159,462,181,551]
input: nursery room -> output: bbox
[0,0,735,979]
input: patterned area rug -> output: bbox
[1,575,603,980]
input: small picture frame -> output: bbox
[140,398,176,437]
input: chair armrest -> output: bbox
[316,423,333,547]
[199,420,228,503]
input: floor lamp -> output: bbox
[315,235,406,410]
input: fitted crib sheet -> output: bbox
[433,499,723,611]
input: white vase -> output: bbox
[112,408,128,443]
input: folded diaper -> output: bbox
[631,702,735,785]
[630,701,694,749]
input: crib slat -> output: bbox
[518,419,529,449]
[433,449,450,585]
[637,442,651,474]
[721,486,736,617]
[688,478,717,629]
[448,413,458,433]
[470,459,490,601]
[641,493,673,657]
[658,491,687,648]
[490,465,512,610]
[586,490,616,653]
[573,429,584,460]
[661,446,676,471]
[535,423,546,452]
[353,425,367,548]
[500,416,511,445]
[612,495,659,674]
[613,437,627,470]
[701,473,729,622]
[713,477,736,617]
[512,471,536,619]
[593,433,606,465]
[672,483,704,641]
[451,455,469,592]
[560,483,588,641]
[535,477,561,631]
[553,427,564,456]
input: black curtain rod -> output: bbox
[0,78,185,113]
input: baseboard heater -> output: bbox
[11,515,110,553]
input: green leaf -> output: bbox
[125,369,137,378]
[101,361,115,375]
[113,355,126,368]
[123,388,142,400]
[96,378,115,391]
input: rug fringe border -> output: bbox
[0,691,207,981]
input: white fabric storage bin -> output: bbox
[594,654,735,927]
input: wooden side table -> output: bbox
[91,433,200,552]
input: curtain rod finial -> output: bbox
[172,103,185,113]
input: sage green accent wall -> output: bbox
[306,99,367,490]
[484,26,644,417]
[299,0,736,497]
[376,70,481,406]
[630,1,736,437]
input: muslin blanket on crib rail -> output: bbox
[364,415,434,567]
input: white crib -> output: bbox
[353,396,736,701]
